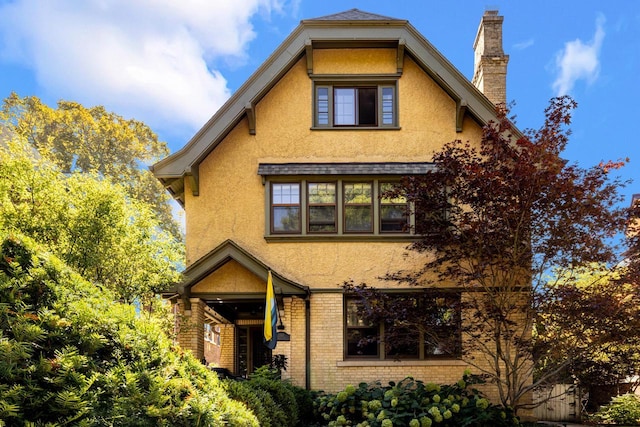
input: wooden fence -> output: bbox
[533,384,583,422]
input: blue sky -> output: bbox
[0,0,638,204]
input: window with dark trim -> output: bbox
[271,183,300,233]
[267,178,411,237]
[380,182,409,232]
[308,182,337,233]
[346,298,379,357]
[344,182,373,233]
[344,293,461,360]
[314,83,397,128]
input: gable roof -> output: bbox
[151,9,502,205]
[168,239,309,302]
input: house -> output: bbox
[152,9,510,395]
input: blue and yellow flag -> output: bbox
[263,270,278,349]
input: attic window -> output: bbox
[313,80,397,129]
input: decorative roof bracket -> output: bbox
[305,39,314,75]
[456,99,468,132]
[185,165,200,197]
[245,102,256,135]
[397,39,405,74]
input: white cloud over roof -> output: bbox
[552,14,605,96]
[0,0,285,135]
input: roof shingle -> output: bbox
[307,8,399,22]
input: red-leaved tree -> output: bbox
[346,97,632,414]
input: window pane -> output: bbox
[309,182,336,204]
[309,206,336,232]
[334,88,355,125]
[317,87,329,125]
[272,183,300,233]
[273,207,300,232]
[273,183,299,204]
[380,182,406,204]
[344,182,372,232]
[347,328,379,356]
[382,87,394,125]
[346,298,379,357]
[345,206,372,232]
[344,183,372,204]
[358,87,376,125]
[386,327,419,358]
[346,299,373,327]
[380,182,408,233]
[308,183,336,233]
[422,295,461,357]
[381,205,407,232]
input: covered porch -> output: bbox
[165,240,310,385]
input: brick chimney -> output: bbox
[472,10,509,106]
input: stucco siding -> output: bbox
[184,51,482,291]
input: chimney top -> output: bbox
[472,10,509,106]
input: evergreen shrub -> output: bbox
[0,234,258,426]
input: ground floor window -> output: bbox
[344,292,461,360]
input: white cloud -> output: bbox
[513,38,534,50]
[0,0,287,135]
[552,14,605,96]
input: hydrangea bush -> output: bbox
[313,373,518,427]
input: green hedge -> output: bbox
[0,234,258,426]
[225,366,316,427]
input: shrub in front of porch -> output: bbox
[224,365,316,427]
[313,374,517,427]
[0,234,259,426]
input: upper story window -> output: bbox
[308,182,337,233]
[259,163,436,240]
[344,182,373,232]
[313,78,398,129]
[271,183,301,233]
[266,178,410,239]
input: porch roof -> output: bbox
[164,240,309,306]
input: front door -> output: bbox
[237,326,272,377]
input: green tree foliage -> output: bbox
[0,233,258,426]
[591,394,640,425]
[347,97,630,414]
[0,138,183,302]
[539,267,640,393]
[0,92,182,240]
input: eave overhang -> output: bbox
[151,13,507,206]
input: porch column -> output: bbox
[176,298,206,361]
[218,324,236,372]
[287,296,307,388]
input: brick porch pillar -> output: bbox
[176,298,206,361]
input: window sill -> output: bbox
[310,126,401,131]
[265,234,418,243]
[337,359,466,367]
